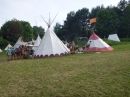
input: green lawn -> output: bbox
[0,43,130,97]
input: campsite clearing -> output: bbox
[0,42,130,97]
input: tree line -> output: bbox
[54,0,130,41]
[0,0,130,45]
[0,19,45,43]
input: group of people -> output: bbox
[63,40,92,53]
[5,41,91,61]
[6,45,35,61]
[63,41,83,54]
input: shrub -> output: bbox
[120,38,130,42]
[0,37,9,49]
[103,39,122,46]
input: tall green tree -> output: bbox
[61,11,76,41]
[118,0,128,11]
[21,21,33,41]
[33,26,45,39]
[54,22,62,34]
[90,5,104,18]
[0,19,23,42]
[96,9,118,38]
[121,4,130,37]
[74,8,90,37]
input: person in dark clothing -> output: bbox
[30,48,35,59]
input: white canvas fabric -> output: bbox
[108,34,120,42]
[35,27,70,58]
[4,44,12,50]
[84,33,113,52]
[14,37,25,48]
[32,34,41,52]
[88,38,110,48]
[0,49,2,53]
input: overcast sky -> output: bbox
[0,0,120,30]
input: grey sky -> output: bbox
[0,0,120,30]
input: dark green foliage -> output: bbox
[0,19,24,42]
[56,8,90,41]
[21,21,33,41]
[96,9,118,38]
[117,0,128,11]
[54,0,130,41]
[0,37,9,49]
[0,19,44,43]
[120,38,130,41]
[103,39,122,46]
[74,8,90,37]
[121,4,130,38]
[33,26,45,40]
[1,0,130,43]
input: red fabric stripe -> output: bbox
[89,33,99,40]
[84,47,114,52]
[34,52,70,58]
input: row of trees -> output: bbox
[0,19,45,43]
[54,0,130,41]
[0,0,130,44]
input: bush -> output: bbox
[103,39,122,46]
[120,38,130,42]
[0,37,9,49]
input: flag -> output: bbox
[90,18,97,24]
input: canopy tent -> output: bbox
[35,16,70,58]
[13,37,25,48]
[84,33,114,52]
[0,49,2,53]
[4,44,12,50]
[108,34,120,42]
[32,34,41,52]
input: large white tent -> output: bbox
[35,18,70,58]
[32,34,41,52]
[14,37,25,48]
[108,34,120,42]
[84,33,114,52]
[4,44,12,50]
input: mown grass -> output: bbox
[0,42,130,97]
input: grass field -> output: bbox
[0,42,130,97]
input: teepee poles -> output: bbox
[50,13,58,26]
[40,15,49,26]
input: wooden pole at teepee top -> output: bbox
[40,15,49,26]
[41,13,58,28]
[50,13,58,26]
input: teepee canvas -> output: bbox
[32,34,41,52]
[14,37,24,48]
[4,44,12,50]
[108,34,120,42]
[0,49,2,53]
[35,16,70,58]
[84,33,114,52]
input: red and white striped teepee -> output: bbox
[84,33,114,52]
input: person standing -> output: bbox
[30,48,35,59]
[11,47,16,60]
[6,47,11,61]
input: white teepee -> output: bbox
[32,34,41,52]
[35,16,70,58]
[0,49,2,53]
[4,44,12,50]
[84,33,114,52]
[14,37,24,48]
[108,34,120,42]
